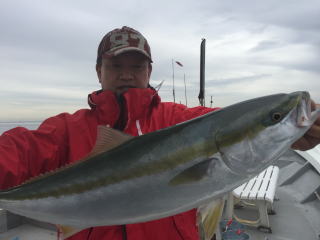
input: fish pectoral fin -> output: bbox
[169,158,215,186]
[89,125,134,156]
[56,225,84,239]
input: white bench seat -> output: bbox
[226,165,280,233]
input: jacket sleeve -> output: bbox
[0,115,69,190]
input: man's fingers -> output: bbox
[305,123,320,139]
[292,135,320,151]
[314,115,320,125]
[292,138,309,151]
[311,100,316,111]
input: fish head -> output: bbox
[215,91,319,175]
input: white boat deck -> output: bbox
[0,224,56,240]
[227,148,320,240]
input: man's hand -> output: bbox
[292,101,320,151]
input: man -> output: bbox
[0,26,319,240]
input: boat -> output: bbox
[220,147,320,240]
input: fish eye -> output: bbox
[271,112,282,122]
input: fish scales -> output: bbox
[1,116,216,200]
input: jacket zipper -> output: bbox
[121,225,127,240]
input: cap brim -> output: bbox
[103,47,152,62]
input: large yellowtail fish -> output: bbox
[0,91,319,238]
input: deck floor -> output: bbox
[0,224,56,240]
[229,150,320,240]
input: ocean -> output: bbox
[0,121,41,135]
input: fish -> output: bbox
[0,91,319,237]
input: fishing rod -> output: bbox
[172,60,184,105]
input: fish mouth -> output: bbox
[296,93,319,127]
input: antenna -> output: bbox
[198,38,206,106]
[184,73,188,106]
[171,59,176,103]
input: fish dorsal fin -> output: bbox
[169,158,215,186]
[88,125,134,157]
[56,225,84,239]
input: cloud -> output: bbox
[249,40,284,52]
[0,0,319,121]
[205,74,271,87]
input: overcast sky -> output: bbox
[0,0,319,121]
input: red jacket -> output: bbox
[0,88,217,240]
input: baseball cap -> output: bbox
[97,26,152,65]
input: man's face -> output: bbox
[96,52,152,95]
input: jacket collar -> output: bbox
[88,88,161,126]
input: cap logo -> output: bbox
[98,26,152,62]
[110,33,146,51]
